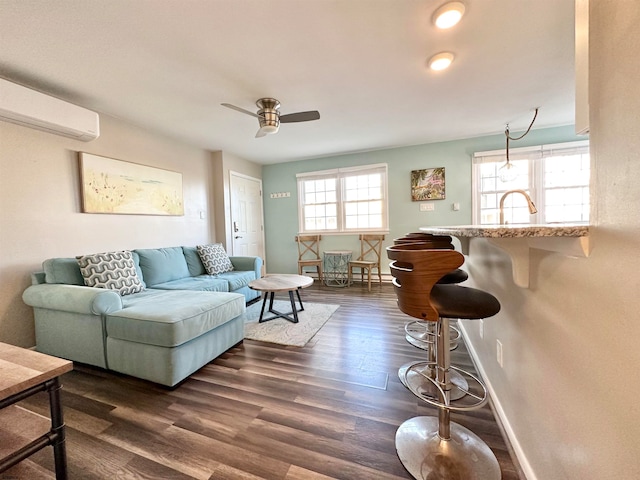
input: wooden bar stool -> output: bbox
[393,235,468,349]
[388,245,501,480]
[392,235,469,400]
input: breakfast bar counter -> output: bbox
[419,223,590,288]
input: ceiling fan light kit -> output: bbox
[222,97,320,138]
[433,1,466,29]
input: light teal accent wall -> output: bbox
[262,125,582,274]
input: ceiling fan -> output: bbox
[221,98,320,138]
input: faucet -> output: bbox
[499,189,538,224]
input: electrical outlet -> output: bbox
[479,319,484,339]
[496,340,503,367]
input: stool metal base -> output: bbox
[398,361,469,401]
[402,361,488,412]
[405,321,460,351]
[396,416,500,480]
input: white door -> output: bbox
[230,172,265,264]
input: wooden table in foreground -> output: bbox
[249,274,314,323]
[0,342,73,479]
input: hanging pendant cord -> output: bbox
[506,108,539,141]
[505,107,539,162]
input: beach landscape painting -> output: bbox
[410,167,446,201]
[79,153,184,215]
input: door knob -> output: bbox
[235,235,243,239]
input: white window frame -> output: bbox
[296,163,389,234]
[472,140,590,225]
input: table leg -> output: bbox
[258,289,302,323]
[288,290,299,323]
[295,287,305,312]
[258,293,269,322]
[268,291,275,310]
[47,377,68,480]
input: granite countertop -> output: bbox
[419,223,589,238]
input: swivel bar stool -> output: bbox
[394,234,467,350]
[388,245,501,480]
[393,234,469,400]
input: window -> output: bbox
[297,164,388,234]
[472,141,590,225]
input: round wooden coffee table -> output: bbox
[248,274,314,323]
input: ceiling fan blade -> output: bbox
[280,111,320,123]
[221,103,260,118]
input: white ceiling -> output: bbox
[0,0,576,164]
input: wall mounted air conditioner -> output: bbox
[0,78,100,141]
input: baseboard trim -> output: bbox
[458,322,535,480]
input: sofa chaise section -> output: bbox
[106,289,245,386]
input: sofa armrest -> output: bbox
[229,256,263,279]
[23,284,123,315]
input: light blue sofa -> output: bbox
[22,246,262,387]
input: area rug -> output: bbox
[242,300,339,347]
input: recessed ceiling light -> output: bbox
[433,2,466,29]
[428,52,455,71]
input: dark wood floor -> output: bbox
[3,282,522,479]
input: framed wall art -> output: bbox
[79,152,184,215]
[410,167,446,201]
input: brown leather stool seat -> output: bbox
[387,245,501,480]
[431,284,501,319]
[437,268,469,284]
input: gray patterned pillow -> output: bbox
[77,250,145,296]
[197,243,234,275]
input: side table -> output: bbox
[323,250,352,287]
[0,342,73,479]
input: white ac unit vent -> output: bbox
[0,78,100,141]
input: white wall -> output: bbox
[0,115,215,347]
[462,2,640,478]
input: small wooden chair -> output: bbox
[295,235,323,283]
[348,234,385,291]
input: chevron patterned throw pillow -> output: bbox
[77,250,145,296]
[197,243,234,275]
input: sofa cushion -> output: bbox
[216,270,256,291]
[107,290,245,347]
[197,244,234,275]
[76,251,145,296]
[43,258,85,285]
[130,251,146,288]
[151,276,229,292]
[135,247,190,286]
[182,246,207,277]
